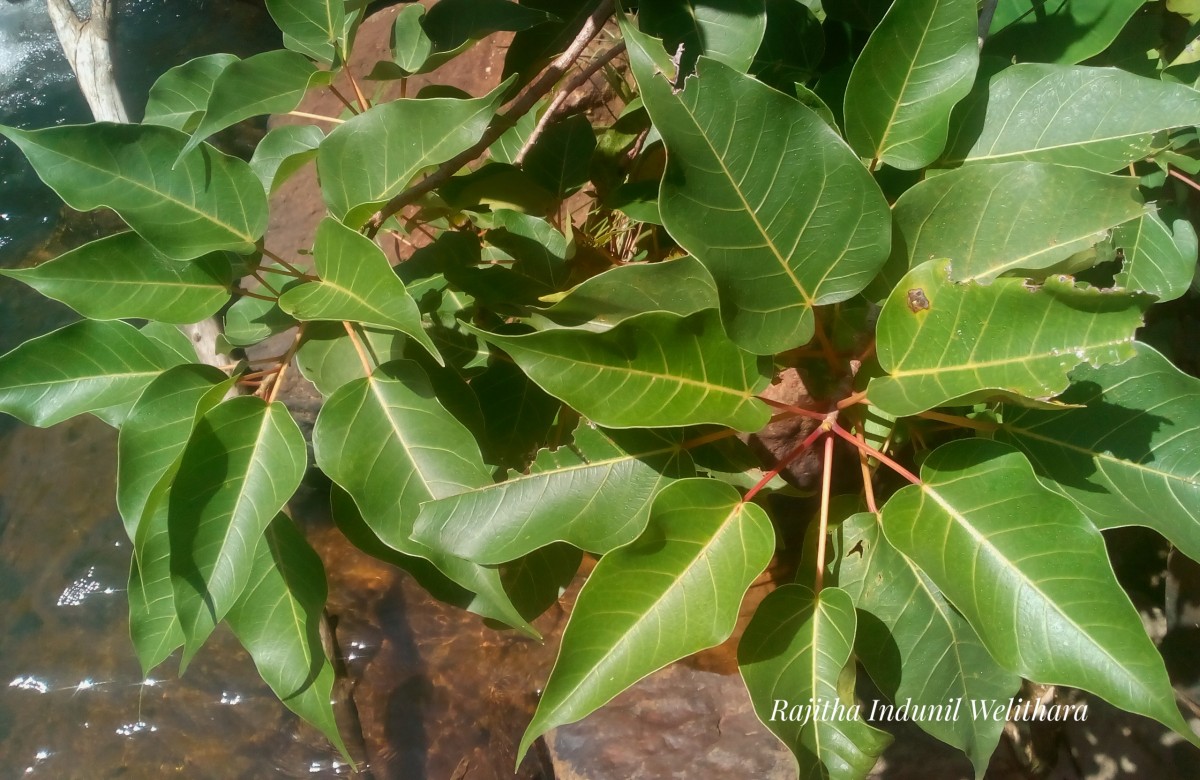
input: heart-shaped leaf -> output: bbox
[469,310,771,431]
[518,478,774,762]
[868,259,1147,416]
[278,218,439,362]
[739,585,893,780]
[625,22,891,353]
[844,0,978,169]
[881,439,1199,744]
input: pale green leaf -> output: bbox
[143,54,238,132]
[0,123,267,259]
[868,259,1148,417]
[638,0,767,73]
[224,283,300,348]
[169,397,308,663]
[625,23,891,354]
[943,65,1200,171]
[129,501,184,675]
[249,124,324,195]
[1113,209,1198,302]
[0,320,186,428]
[413,424,692,563]
[226,516,350,761]
[891,162,1144,283]
[318,78,510,226]
[295,322,408,398]
[998,343,1200,563]
[468,310,771,431]
[844,0,978,169]
[278,218,440,362]
[0,233,231,323]
[739,585,892,780]
[837,512,1019,776]
[266,0,346,64]
[518,478,774,762]
[312,360,536,636]
[882,439,1198,745]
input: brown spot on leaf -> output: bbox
[907,288,930,312]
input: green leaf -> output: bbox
[986,0,1144,65]
[224,285,300,348]
[843,0,978,169]
[0,233,231,324]
[482,209,572,289]
[739,585,892,780]
[0,320,186,428]
[638,0,767,73]
[225,516,350,761]
[169,397,308,663]
[890,162,1144,283]
[502,543,583,623]
[413,424,691,563]
[1112,209,1198,302]
[522,114,596,197]
[313,360,536,636]
[129,501,184,675]
[518,478,774,762]
[278,218,440,363]
[943,65,1200,171]
[181,50,330,159]
[296,322,408,398]
[998,343,1200,562]
[529,255,718,332]
[881,439,1198,744]
[318,78,511,226]
[117,364,234,540]
[751,0,824,91]
[423,0,555,54]
[0,123,267,259]
[265,0,346,64]
[140,322,204,365]
[868,259,1148,417]
[391,3,433,73]
[143,54,238,132]
[249,124,324,195]
[625,23,891,354]
[837,512,1019,776]
[468,310,771,431]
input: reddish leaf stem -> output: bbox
[830,422,921,486]
[328,85,360,115]
[756,396,829,421]
[743,422,830,503]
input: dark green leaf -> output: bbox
[0,233,231,323]
[143,54,238,132]
[882,439,1198,745]
[638,0,767,73]
[501,543,583,623]
[986,0,1144,65]
[751,0,824,91]
[522,114,596,197]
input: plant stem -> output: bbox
[344,66,370,113]
[1168,166,1200,193]
[261,246,309,278]
[814,433,835,594]
[757,396,829,421]
[513,40,627,165]
[743,423,830,502]
[235,288,277,302]
[288,110,346,124]
[836,389,869,409]
[328,85,360,115]
[365,0,615,236]
[916,409,1000,432]
[830,421,921,486]
[343,321,375,374]
[252,270,281,297]
[853,421,879,514]
[264,325,307,405]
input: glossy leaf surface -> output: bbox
[890,162,1144,283]
[626,24,891,353]
[882,439,1196,743]
[413,425,691,563]
[985,0,1143,64]
[470,311,771,431]
[0,320,185,427]
[869,260,1146,416]
[1,233,231,324]
[0,123,267,259]
[1112,210,1198,302]
[998,344,1200,562]
[519,479,774,761]
[278,219,439,361]
[739,585,892,780]
[844,0,978,169]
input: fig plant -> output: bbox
[3,0,1200,776]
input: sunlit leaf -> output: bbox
[0,233,231,324]
[249,124,324,195]
[518,478,774,762]
[882,439,1198,745]
[295,322,408,398]
[638,0,767,73]
[844,0,978,169]
[0,320,186,428]
[985,0,1144,64]
[0,123,267,259]
[265,0,346,64]
[413,424,691,563]
[142,53,238,131]
[625,22,891,354]
[998,343,1200,562]
[468,310,771,431]
[1112,209,1198,302]
[739,585,892,780]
